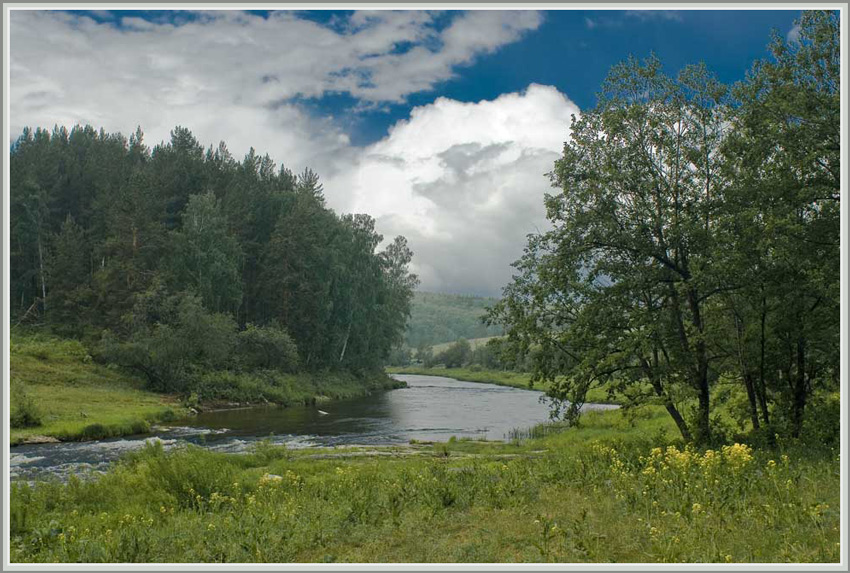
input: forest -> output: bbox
[10,123,418,404]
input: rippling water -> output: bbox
[10,374,618,482]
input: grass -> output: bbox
[10,333,186,445]
[387,365,620,404]
[9,406,840,563]
[429,337,497,355]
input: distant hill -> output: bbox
[404,292,504,349]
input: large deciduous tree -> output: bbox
[491,56,731,443]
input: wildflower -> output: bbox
[725,555,733,562]
[692,503,703,515]
[781,454,790,465]
[105,529,112,537]
[766,460,777,469]
[207,523,216,531]
[721,443,753,471]
[649,527,659,537]
[160,506,167,513]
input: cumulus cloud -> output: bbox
[327,85,580,295]
[10,9,573,295]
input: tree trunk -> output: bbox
[643,356,692,442]
[757,294,771,426]
[791,336,807,438]
[733,309,760,430]
[686,287,711,443]
[37,232,47,312]
[339,320,352,363]
[743,372,760,431]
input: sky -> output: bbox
[9,8,802,296]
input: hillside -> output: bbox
[404,292,504,348]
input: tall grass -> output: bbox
[10,413,839,563]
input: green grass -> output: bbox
[9,406,839,563]
[429,337,497,355]
[10,333,186,445]
[387,366,620,404]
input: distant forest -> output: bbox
[10,125,419,392]
[403,292,503,349]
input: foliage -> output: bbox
[235,323,300,372]
[404,292,503,348]
[99,290,237,393]
[488,11,839,445]
[10,383,43,429]
[434,338,472,368]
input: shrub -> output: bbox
[435,339,471,368]
[10,384,43,428]
[236,323,300,372]
[99,291,237,392]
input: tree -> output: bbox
[166,192,243,313]
[45,215,93,332]
[437,339,472,368]
[491,56,730,443]
[722,10,840,437]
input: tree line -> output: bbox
[489,11,840,444]
[10,125,418,393]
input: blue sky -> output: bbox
[10,9,804,294]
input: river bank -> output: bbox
[9,403,840,563]
[9,333,402,446]
[386,366,623,404]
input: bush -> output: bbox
[10,385,43,428]
[236,323,300,372]
[435,339,471,368]
[99,291,237,392]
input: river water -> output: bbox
[10,374,618,482]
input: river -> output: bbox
[9,374,618,482]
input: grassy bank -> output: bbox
[10,334,186,446]
[387,366,620,404]
[9,406,839,563]
[10,333,402,445]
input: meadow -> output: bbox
[9,406,840,563]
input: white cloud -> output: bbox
[327,84,579,295]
